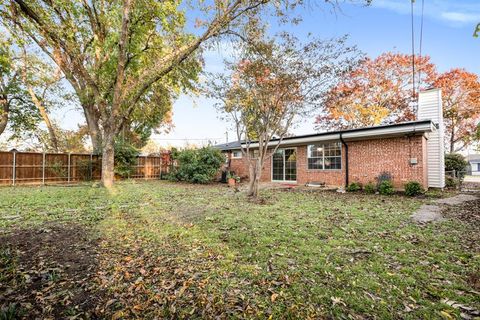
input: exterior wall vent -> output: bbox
[418,89,445,188]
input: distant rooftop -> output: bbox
[467,154,480,162]
[212,140,242,151]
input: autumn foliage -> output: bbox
[433,68,480,152]
[209,35,357,197]
[316,53,436,130]
[316,52,480,151]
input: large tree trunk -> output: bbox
[84,106,102,153]
[247,159,261,198]
[0,98,8,136]
[247,165,258,197]
[101,133,115,189]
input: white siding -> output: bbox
[418,89,445,188]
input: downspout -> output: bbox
[339,133,349,187]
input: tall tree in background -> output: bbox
[12,124,90,153]
[20,47,62,152]
[0,37,40,138]
[0,0,308,188]
[315,53,436,130]
[434,68,480,153]
[209,35,357,197]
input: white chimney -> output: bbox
[418,88,445,188]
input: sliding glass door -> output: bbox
[272,148,297,182]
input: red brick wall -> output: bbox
[348,135,427,188]
[295,145,346,185]
[227,152,272,181]
[229,157,249,178]
[225,135,428,188]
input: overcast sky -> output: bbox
[50,0,480,148]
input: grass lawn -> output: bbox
[0,181,478,319]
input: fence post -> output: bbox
[90,154,93,181]
[159,156,162,179]
[42,152,46,185]
[144,155,147,180]
[12,151,16,186]
[67,153,71,184]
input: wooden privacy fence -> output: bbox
[0,151,172,186]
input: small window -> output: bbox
[477,163,480,171]
[307,142,341,170]
[251,150,259,159]
[232,151,242,159]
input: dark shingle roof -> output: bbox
[212,140,243,151]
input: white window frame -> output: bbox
[307,142,342,170]
[231,150,242,159]
[271,147,297,183]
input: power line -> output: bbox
[418,0,425,94]
[411,0,416,100]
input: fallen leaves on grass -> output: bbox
[0,224,103,319]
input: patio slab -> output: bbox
[435,194,478,205]
[411,205,444,223]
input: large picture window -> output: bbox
[307,142,342,170]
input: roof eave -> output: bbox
[241,121,433,149]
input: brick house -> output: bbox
[215,89,445,189]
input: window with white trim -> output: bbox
[232,150,242,159]
[307,142,341,170]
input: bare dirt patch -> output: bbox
[0,223,103,319]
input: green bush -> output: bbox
[114,139,140,178]
[168,146,224,184]
[445,176,458,189]
[404,181,423,196]
[376,171,392,188]
[346,182,362,192]
[378,180,395,195]
[445,153,468,181]
[364,182,376,194]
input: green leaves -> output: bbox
[168,146,224,184]
[114,138,140,178]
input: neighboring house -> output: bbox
[467,154,480,176]
[215,89,445,189]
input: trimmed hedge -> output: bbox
[378,180,394,195]
[364,182,376,194]
[404,181,423,197]
[346,182,362,192]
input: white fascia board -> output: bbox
[241,122,433,149]
[342,122,433,139]
[243,134,340,149]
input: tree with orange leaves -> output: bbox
[434,68,480,153]
[315,53,436,130]
[209,34,357,197]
